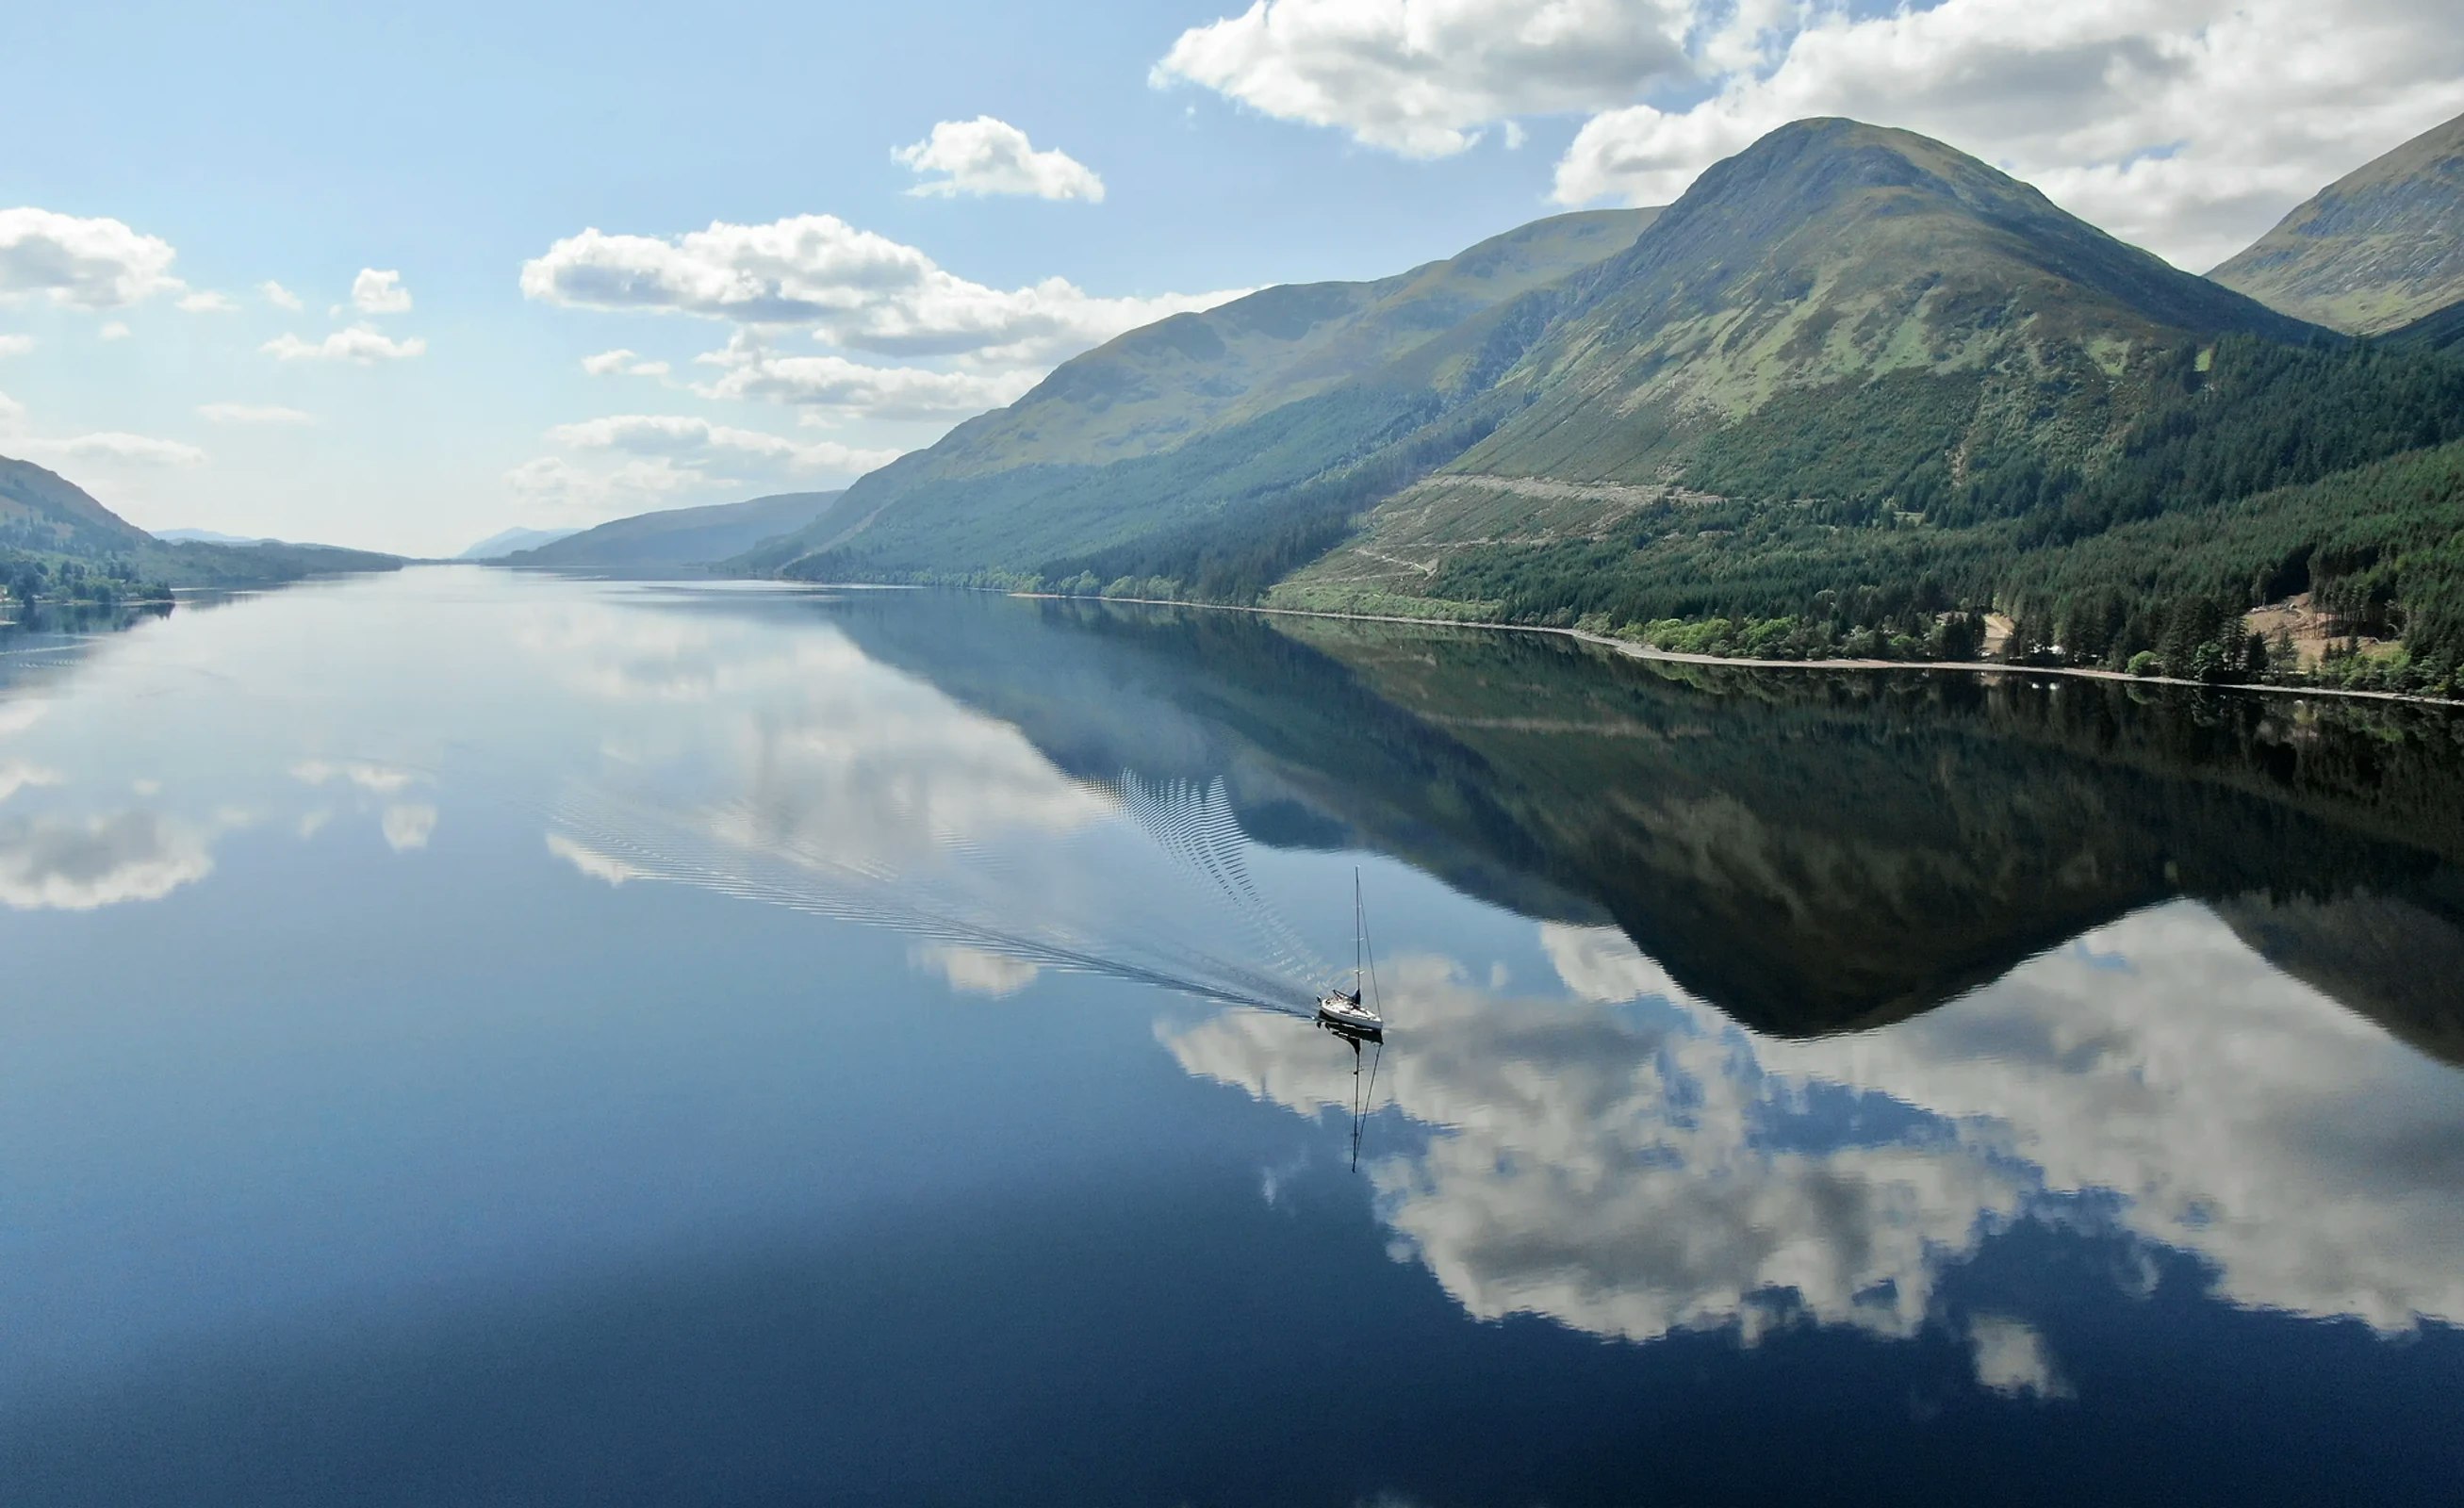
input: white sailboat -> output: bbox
[1317,869,1385,1037]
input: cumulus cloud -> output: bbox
[0,810,219,910]
[350,268,412,315]
[894,116,1107,202]
[580,347,670,379]
[1168,902,2464,1359]
[0,334,32,357]
[1539,921,1698,1007]
[0,207,183,309]
[176,290,237,313]
[912,942,1042,997]
[545,413,896,475]
[262,326,426,363]
[0,762,63,804]
[691,334,1033,419]
[381,803,437,852]
[1158,0,2464,270]
[519,213,1241,365]
[291,759,422,794]
[545,831,645,886]
[259,280,304,311]
[1154,0,1695,157]
[1548,0,2464,270]
[507,415,899,521]
[198,402,315,426]
[1967,1316,2074,1401]
[98,321,131,341]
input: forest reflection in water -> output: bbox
[3,572,2461,1502]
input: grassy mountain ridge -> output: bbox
[507,491,841,572]
[1295,118,2321,591]
[2,453,400,595]
[741,209,1656,579]
[2212,109,2464,334]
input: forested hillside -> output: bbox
[729,116,2464,697]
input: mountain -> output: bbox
[739,208,1658,586]
[156,527,273,546]
[1290,116,2320,602]
[2210,110,2464,335]
[2390,296,2464,354]
[1,454,402,587]
[1,456,155,555]
[506,491,842,572]
[458,526,581,561]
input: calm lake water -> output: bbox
[5,568,2462,1505]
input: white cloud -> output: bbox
[381,803,437,852]
[17,432,207,467]
[1547,0,2464,270]
[1167,901,2464,1358]
[259,280,304,311]
[519,213,1242,365]
[508,415,900,522]
[893,117,1107,202]
[0,389,24,426]
[198,402,316,426]
[176,290,237,313]
[0,762,62,804]
[545,413,896,475]
[99,321,131,341]
[1539,921,1698,1007]
[1967,1316,2074,1401]
[691,334,1034,419]
[0,334,32,357]
[262,325,426,363]
[545,831,645,886]
[0,207,183,309]
[350,267,412,315]
[579,347,670,378]
[1153,0,1695,157]
[0,810,219,910]
[290,758,421,794]
[912,942,1042,997]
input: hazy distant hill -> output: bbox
[157,527,272,546]
[740,208,1657,585]
[458,526,581,561]
[2,454,401,587]
[2211,110,2464,334]
[507,491,841,572]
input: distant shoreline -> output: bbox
[1009,592,2464,713]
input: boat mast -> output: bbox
[1354,867,1363,996]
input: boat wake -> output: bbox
[549,773,1331,1018]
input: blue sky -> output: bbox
[5,0,2460,554]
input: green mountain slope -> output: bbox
[2,454,400,592]
[1,457,155,555]
[1294,117,2318,597]
[742,209,1655,582]
[2210,110,2464,335]
[510,491,843,572]
[2390,297,2464,354]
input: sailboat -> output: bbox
[1317,869,1385,1038]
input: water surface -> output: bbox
[4,570,2461,1505]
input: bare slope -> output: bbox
[2211,110,2464,335]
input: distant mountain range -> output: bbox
[2,456,402,589]
[713,112,2464,692]
[457,526,582,561]
[501,491,842,573]
[2211,110,2464,335]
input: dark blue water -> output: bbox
[3,570,2460,1505]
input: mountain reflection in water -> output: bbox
[3,572,2460,1505]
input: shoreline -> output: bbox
[1008,591,2464,713]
